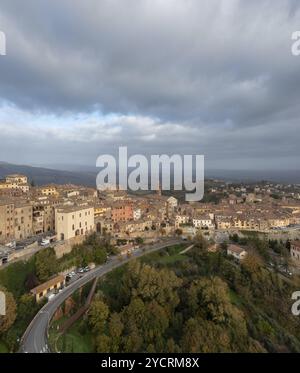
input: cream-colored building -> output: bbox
[193,215,215,229]
[0,174,29,193]
[31,275,65,302]
[94,203,111,219]
[0,199,15,244]
[14,202,33,241]
[175,215,190,226]
[55,205,95,241]
[40,185,59,197]
[0,199,33,243]
[5,174,28,184]
[33,206,44,235]
[227,244,247,261]
[16,183,30,193]
[167,196,178,211]
[0,181,13,190]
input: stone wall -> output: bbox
[10,241,39,261]
[54,235,86,259]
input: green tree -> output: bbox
[35,247,57,281]
[17,293,37,323]
[94,246,107,265]
[96,334,111,352]
[108,312,124,353]
[182,317,232,352]
[194,231,208,252]
[187,277,247,334]
[121,261,182,315]
[88,296,109,334]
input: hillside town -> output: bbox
[1,173,300,268]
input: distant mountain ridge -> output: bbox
[1,161,299,187]
[0,162,97,187]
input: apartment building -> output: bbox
[0,174,29,193]
[175,214,190,228]
[55,205,95,241]
[94,203,111,219]
[5,174,28,184]
[0,199,15,244]
[39,185,59,197]
[111,202,133,223]
[167,196,178,209]
[0,199,33,243]
[32,196,57,234]
[193,215,215,229]
[14,201,33,241]
[32,206,44,234]
[133,208,142,221]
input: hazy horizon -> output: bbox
[1,159,300,184]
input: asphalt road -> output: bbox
[19,238,182,353]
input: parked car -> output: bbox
[40,238,50,246]
[48,294,55,301]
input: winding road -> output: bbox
[19,238,182,353]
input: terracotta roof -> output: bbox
[30,275,65,295]
[291,241,300,248]
[228,244,246,255]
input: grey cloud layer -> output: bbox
[0,0,299,168]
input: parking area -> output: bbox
[65,266,92,285]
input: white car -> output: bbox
[40,239,50,246]
[48,294,55,301]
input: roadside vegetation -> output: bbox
[0,233,113,352]
[54,237,300,353]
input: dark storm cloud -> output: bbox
[0,0,299,168]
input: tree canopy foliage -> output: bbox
[85,238,300,353]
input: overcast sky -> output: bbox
[0,0,299,170]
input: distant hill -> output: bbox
[0,162,97,187]
[205,169,300,184]
[1,161,299,188]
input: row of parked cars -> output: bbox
[66,266,91,281]
[268,262,293,277]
